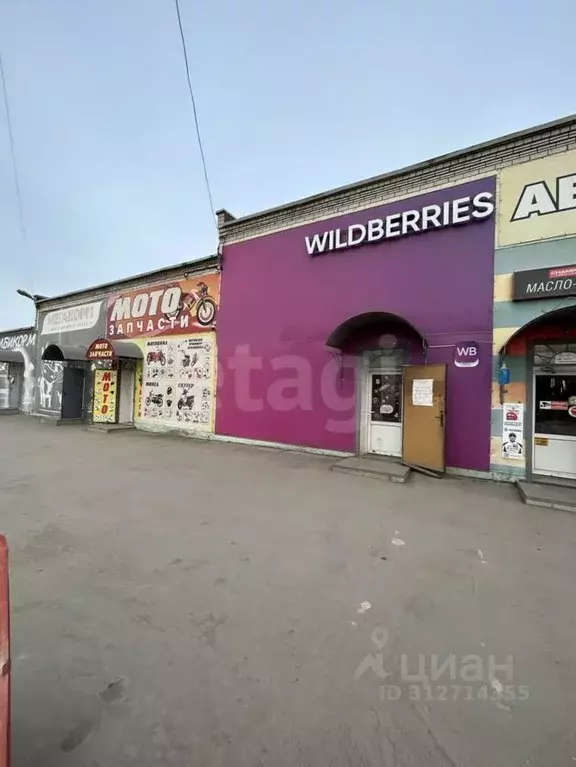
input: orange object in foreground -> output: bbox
[0,536,10,767]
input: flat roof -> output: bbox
[35,254,219,307]
[217,113,576,227]
[0,326,35,336]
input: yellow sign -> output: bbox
[498,149,576,247]
[93,369,118,423]
[534,437,549,447]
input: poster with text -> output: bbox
[107,274,220,340]
[501,403,524,460]
[141,334,215,431]
[93,369,118,423]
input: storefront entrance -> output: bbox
[402,364,447,472]
[118,365,135,424]
[327,312,449,469]
[0,362,23,410]
[86,339,142,425]
[532,349,576,480]
[42,344,88,420]
[61,366,85,419]
[365,362,403,457]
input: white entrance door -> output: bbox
[367,371,403,456]
[533,371,576,480]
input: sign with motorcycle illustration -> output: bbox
[107,274,219,339]
[141,334,215,430]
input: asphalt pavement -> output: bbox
[1,416,575,766]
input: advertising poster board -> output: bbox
[107,275,219,340]
[502,403,524,460]
[141,336,214,429]
[93,369,118,423]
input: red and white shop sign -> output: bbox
[107,275,219,339]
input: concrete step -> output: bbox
[37,417,84,426]
[517,481,576,513]
[86,424,135,435]
[332,455,411,483]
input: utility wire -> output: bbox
[0,50,31,287]
[173,0,217,230]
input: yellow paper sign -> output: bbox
[93,369,117,423]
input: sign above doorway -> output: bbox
[86,338,116,361]
[513,264,576,301]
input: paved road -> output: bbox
[1,417,575,766]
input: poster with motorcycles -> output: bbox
[501,403,524,460]
[142,335,214,429]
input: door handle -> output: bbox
[436,410,444,428]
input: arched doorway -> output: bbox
[327,312,446,469]
[500,305,576,481]
[0,349,25,411]
[42,343,87,420]
[328,312,426,457]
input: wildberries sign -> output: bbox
[107,274,219,339]
[454,341,480,368]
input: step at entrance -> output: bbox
[332,455,411,483]
[517,481,576,513]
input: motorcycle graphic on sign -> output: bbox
[142,335,215,430]
[164,282,217,327]
[107,274,219,339]
[147,350,166,366]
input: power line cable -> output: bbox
[173,0,217,231]
[0,50,31,288]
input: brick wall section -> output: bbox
[36,259,219,313]
[219,118,576,244]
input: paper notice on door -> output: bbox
[412,378,434,406]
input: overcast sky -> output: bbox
[1,0,574,329]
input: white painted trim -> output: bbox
[446,466,522,483]
[135,422,352,457]
[209,432,353,458]
[135,421,211,440]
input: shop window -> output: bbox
[370,373,402,424]
[535,375,576,437]
[534,341,576,368]
[366,348,407,370]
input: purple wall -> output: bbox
[216,178,496,471]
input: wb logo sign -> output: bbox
[454,342,479,368]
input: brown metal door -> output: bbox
[402,364,446,472]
